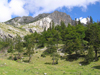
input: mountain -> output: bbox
[0,11,75,39]
[5,11,75,27]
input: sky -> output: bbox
[0,0,100,24]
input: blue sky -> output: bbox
[58,2,100,22]
[0,0,100,24]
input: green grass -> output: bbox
[0,49,100,75]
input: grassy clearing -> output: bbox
[0,49,100,75]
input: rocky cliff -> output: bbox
[48,11,75,26]
[1,11,75,38]
[5,13,50,26]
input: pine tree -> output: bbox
[85,46,94,64]
[52,52,59,65]
[85,23,100,61]
[78,19,81,25]
[8,45,14,60]
[24,35,35,62]
[15,35,23,59]
[90,16,93,23]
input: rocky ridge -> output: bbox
[1,11,75,38]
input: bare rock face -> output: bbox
[48,11,74,26]
[22,17,52,33]
[4,11,75,34]
[5,13,49,26]
[0,28,14,39]
[29,17,52,30]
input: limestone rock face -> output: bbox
[48,11,74,26]
[2,11,76,38]
[0,28,14,39]
[5,13,49,26]
[5,11,75,27]
[0,23,30,39]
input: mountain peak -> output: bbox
[5,11,75,27]
[48,11,74,26]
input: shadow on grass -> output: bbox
[93,66,100,69]
[45,62,58,65]
[23,60,29,63]
[45,62,52,65]
[65,54,86,62]
[79,61,90,66]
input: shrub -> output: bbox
[14,56,17,61]
[36,51,38,53]
[8,56,13,60]
[85,46,94,64]
[41,53,46,57]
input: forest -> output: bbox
[0,17,100,65]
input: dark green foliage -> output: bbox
[90,16,93,23]
[85,46,94,64]
[15,35,23,53]
[8,45,14,53]
[47,45,57,54]
[51,53,59,65]
[24,34,35,62]
[85,23,100,61]
[64,24,83,55]
[41,53,46,57]
[8,56,13,60]
[0,38,12,50]
[38,35,46,47]
[78,19,81,25]
[14,56,17,61]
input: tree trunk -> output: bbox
[12,54,14,60]
[52,56,55,65]
[75,50,78,55]
[29,54,32,63]
[95,50,98,61]
[18,52,21,59]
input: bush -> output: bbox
[85,46,94,64]
[41,53,46,57]
[8,56,13,60]
[14,56,17,61]
[56,59,58,64]
[36,51,38,53]
[23,52,27,55]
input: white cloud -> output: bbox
[0,0,29,22]
[9,0,28,16]
[76,17,90,24]
[0,0,100,22]
[0,0,11,22]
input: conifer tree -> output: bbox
[90,16,93,23]
[15,35,23,59]
[85,46,94,64]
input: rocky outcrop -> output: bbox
[0,28,13,39]
[5,13,49,26]
[0,22,30,39]
[22,17,52,33]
